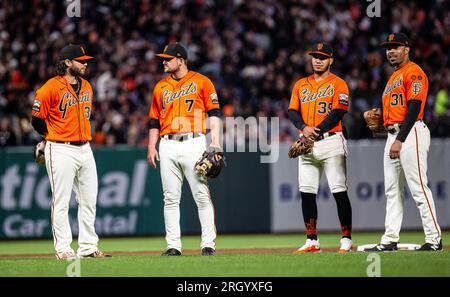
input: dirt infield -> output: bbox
[0,247,333,260]
[2,245,447,260]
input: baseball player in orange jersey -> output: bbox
[288,43,353,253]
[31,44,111,259]
[147,43,222,256]
[366,33,442,252]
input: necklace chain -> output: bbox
[72,79,80,93]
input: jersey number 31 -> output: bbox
[390,93,404,106]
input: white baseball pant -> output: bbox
[381,121,441,245]
[298,132,348,194]
[159,133,216,251]
[45,141,99,257]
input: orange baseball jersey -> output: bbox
[149,71,220,135]
[382,61,428,126]
[288,73,349,133]
[31,76,93,142]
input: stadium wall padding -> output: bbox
[271,139,450,232]
[0,147,270,239]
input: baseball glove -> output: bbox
[195,147,226,178]
[288,136,313,158]
[363,108,386,133]
[33,140,46,166]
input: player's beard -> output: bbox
[165,64,180,74]
[387,49,407,67]
[388,57,402,67]
[313,64,330,75]
[68,65,85,77]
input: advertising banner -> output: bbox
[271,139,450,232]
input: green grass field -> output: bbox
[0,232,449,277]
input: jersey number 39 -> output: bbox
[317,102,332,114]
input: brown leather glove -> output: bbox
[363,108,386,133]
[288,136,313,158]
[33,140,46,166]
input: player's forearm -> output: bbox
[148,128,160,149]
[209,116,221,147]
[316,109,346,133]
[288,109,307,130]
[30,115,48,136]
[396,100,421,142]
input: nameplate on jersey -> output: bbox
[383,77,403,95]
[161,82,197,109]
[299,84,334,103]
[58,91,91,119]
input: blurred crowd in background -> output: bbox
[1,0,450,147]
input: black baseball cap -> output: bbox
[156,42,188,59]
[59,44,93,61]
[380,33,411,47]
[308,42,333,58]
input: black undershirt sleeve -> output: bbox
[31,116,48,136]
[316,109,347,133]
[396,100,422,142]
[207,108,222,117]
[148,119,161,130]
[288,109,306,130]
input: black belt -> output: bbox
[387,119,423,134]
[55,141,88,146]
[315,132,336,141]
[162,132,202,142]
[387,126,402,134]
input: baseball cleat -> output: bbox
[55,251,77,260]
[364,242,398,252]
[339,238,352,252]
[293,239,322,254]
[81,250,112,258]
[161,248,182,256]
[201,247,216,256]
[416,240,443,251]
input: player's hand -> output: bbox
[303,126,321,141]
[147,147,160,168]
[209,143,223,161]
[389,140,402,159]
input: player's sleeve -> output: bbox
[31,83,52,119]
[148,87,160,122]
[288,81,301,111]
[88,82,95,103]
[202,77,220,112]
[404,68,428,103]
[331,79,349,111]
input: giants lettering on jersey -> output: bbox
[383,76,403,96]
[300,84,334,103]
[161,82,197,111]
[58,91,91,119]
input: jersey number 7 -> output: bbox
[185,99,194,112]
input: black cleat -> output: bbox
[365,242,398,252]
[161,248,181,256]
[201,247,216,256]
[416,240,443,251]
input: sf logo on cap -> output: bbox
[388,34,395,41]
[317,43,323,50]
